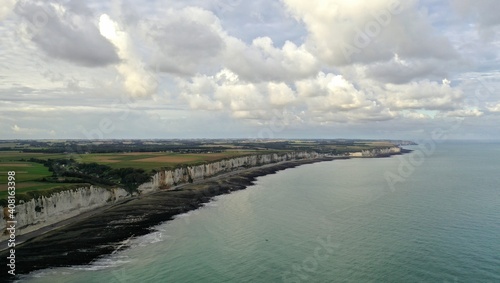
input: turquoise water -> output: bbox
[20,142,500,282]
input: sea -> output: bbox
[17,141,500,282]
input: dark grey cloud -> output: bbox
[15,0,119,67]
[143,7,224,76]
[452,0,500,27]
[365,58,449,84]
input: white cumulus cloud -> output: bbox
[99,14,157,97]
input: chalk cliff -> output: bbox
[349,146,401,157]
[138,151,320,193]
[0,186,130,241]
[1,151,319,240]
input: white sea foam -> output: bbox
[204,202,218,207]
[73,254,128,270]
[18,269,72,280]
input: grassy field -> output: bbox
[0,150,258,168]
[0,152,72,161]
[0,152,74,198]
[0,150,258,199]
[0,140,399,201]
[0,161,82,199]
[76,151,258,171]
[329,141,396,153]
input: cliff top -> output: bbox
[0,139,410,203]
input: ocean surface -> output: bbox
[18,142,500,282]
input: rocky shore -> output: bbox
[1,146,412,280]
[0,151,321,242]
[1,157,337,279]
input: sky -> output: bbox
[0,0,499,140]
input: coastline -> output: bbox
[0,151,322,243]
[1,151,409,279]
[1,157,336,278]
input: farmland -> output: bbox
[0,139,413,202]
[0,161,81,199]
[0,147,261,201]
[77,151,258,170]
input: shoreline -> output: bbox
[0,157,336,278]
[0,156,341,251]
[1,152,408,279]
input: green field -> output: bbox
[0,139,401,202]
[0,150,258,170]
[325,142,396,153]
[0,150,258,200]
[0,152,73,199]
[76,151,258,171]
[0,161,82,199]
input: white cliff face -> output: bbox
[0,150,405,241]
[1,152,320,241]
[0,186,129,241]
[361,146,401,157]
[349,147,401,157]
[139,151,321,192]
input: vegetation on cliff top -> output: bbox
[0,139,410,204]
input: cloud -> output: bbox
[177,74,224,110]
[8,123,52,137]
[445,109,483,117]
[103,4,317,86]
[268,82,296,106]
[15,0,119,67]
[11,124,21,132]
[297,73,372,110]
[295,72,395,123]
[400,111,432,120]
[1,0,498,139]
[99,14,157,97]
[364,55,449,84]
[486,103,500,113]
[452,0,500,28]
[0,0,16,21]
[141,7,225,76]
[223,36,319,82]
[179,70,396,124]
[380,79,463,111]
[282,0,458,66]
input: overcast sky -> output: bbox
[1,0,499,140]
